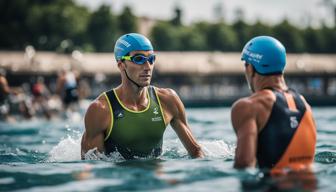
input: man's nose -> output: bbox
[143,60,151,69]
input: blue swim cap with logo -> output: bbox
[241,36,286,75]
[114,33,153,61]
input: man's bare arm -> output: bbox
[81,97,110,159]
[231,98,258,168]
[165,89,204,158]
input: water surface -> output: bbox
[0,107,335,191]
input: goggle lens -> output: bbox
[122,54,156,65]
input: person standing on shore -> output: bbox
[231,36,316,173]
[81,33,204,160]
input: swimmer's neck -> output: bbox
[254,75,288,92]
[115,84,148,107]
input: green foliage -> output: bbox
[0,0,31,49]
[248,21,273,38]
[0,1,334,53]
[178,26,207,51]
[273,20,305,52]
[28,0,90,52]
[206,23,238,51]
[304,27,327,53]
[321,26,336,53]
[232,20,250,50]
[118,6,138,34]
[0,0,90,52]
[151,22,180,50]
[87,5,117,52]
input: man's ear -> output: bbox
[117,60,125,70]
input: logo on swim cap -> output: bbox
[242,49,263,64]
[118,39,131,48]
[114,33,153,61]
[241,36,286,75]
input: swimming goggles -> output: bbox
[122,54,156,65]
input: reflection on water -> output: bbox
[0,107,335,191]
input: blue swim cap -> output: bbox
[114,33,153,61]
[241,36,286,75]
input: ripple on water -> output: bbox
[315,151,336,164]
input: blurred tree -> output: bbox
[206,23,238,51]
[0,0,334,54]
[273,19,305,52]
[248,20,273,37]
[179,26,207,50]
[0,0,90,52]
[171,6,183,26]
[27,0,90,52]
[151,22,180,50]
[303,27,327,53]
[232,8,250,51]
[194,22,212,50]
[320,25,336,53]
[87,5,117,52]
[0,0,31,49]
[232,20,250,50]
[118,6,138,34]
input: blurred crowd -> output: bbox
[0,68,91,122]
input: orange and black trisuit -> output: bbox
[257,88,316,172]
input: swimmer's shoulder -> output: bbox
[84,94,111,132]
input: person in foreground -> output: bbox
[231,36,316,173]
[81,33,204,160]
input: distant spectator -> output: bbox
[56,68,79,109]
[0,69,11,121]
[32,76,52,119]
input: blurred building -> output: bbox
[1,51,335,106]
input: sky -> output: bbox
[75,0,334,28]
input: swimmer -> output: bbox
[231,36,316,173]
[56,68,79,109]
[81,33,204,159]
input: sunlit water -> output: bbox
[0,106,335,191]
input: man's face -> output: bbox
[121,50,155,87]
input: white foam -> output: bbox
[200,140,234,159]
[48,136,82,162]
[83,148,124,162]
[161,139,234,159]
[48,136,125,162]
[48,136,234,162]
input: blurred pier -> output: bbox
[1,51,335,107]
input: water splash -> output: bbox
[83,148,125,162]
[162,139,234,159]
[48,136,235,162]
[48,136,82,162]
[48,135,126,162]
[200,140,234,159]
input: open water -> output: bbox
[0,106,335,191]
